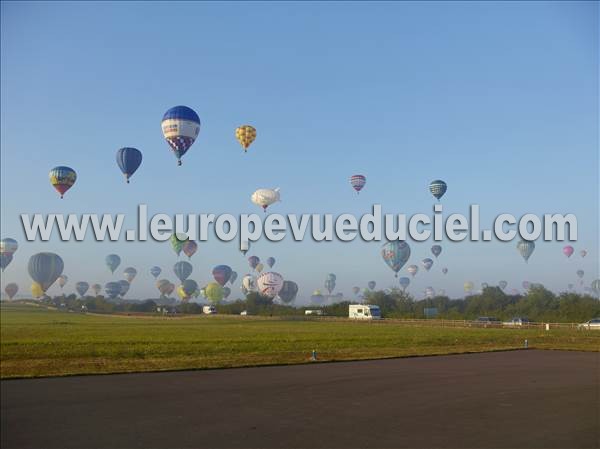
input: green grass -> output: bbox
[1,303,598,379]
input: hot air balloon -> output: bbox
[182,240,198,259]
[199,287,207,299]
[235,125,257,152]
[255,263,264,274]
[580,250,587,258]
[205,282,224,303]
[368,281,376,291]
[118,280,130,297]
[116,147,142,183]
[266,257,276,268]
[241,240,250,256]
[161,106,201,166]
[399,277,410,291]
[241,274,257,294]
[58,275,68,289]
[0,237,18,270]
[212,265,233,286]
[31,282,44,299]
[327,273,337,282]
[499,280,508,290]
[156,279,171,296]
[381,241,411,277]
[463,282,474,294]
[248,256,260,270]
[591,279,600,295]
[49,166,77,198]
[105,282,121,300]
[310,290,325,304]
[170,233,188,257]
[562,245,574,258]
[425,287,435,298]
[279,281,299,303]
[350,174,366,194]
[75,281,89,297]
[324,278,336,295]
[422,258,433,271]
[178,279,198,301]
[106,254,121,274]
[173,261,193,282]
[150,266,162,279]
[256,272,284,298]
[522,281,530,290]
[407,265,418,277]
[352,286,360,295]
[0,238,18,256]
[230,271,238,285]
[123,267,137,283]
[429,180,447,201]
[576,270,584,279]
[4,283,18,300]
[222,286,231,300]
[0,254,13,271]
[251,188,280,212]
[165,283,175,296]
[28,252,64,293]
[516,240,535,262]
[91,284,102,296]
[442,267,448,275]
[481,282,489,290]
[431,245,442,258]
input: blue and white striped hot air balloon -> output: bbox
[429,179,447,201]
[161,106,201,166]
[516,240,535,263]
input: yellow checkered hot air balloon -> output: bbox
[235,125,256,152]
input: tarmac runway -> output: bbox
[2,350,598,449]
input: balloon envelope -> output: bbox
[350,174,366,193]
[368,281,376,290]
[118,280,130,297]
[106,254,121,274]
[212,265,233,286]
[123,267,137,283]
[182,240,198,259]
[4,283,18,300]
[256,272,284,298]
[422,258,434,271]
[150,266,162,279]
[251,188,280,212]
[28,252,64,292]
[116,147,142,183]
[75,281,89,297]
[235,125,257,151]
[266,257,275,268]
[381,241,411,277]
[431,245,442,258]
[0,238,18,256]
[105,282,121,300]
[517,240,535,262]
[173,261,193,282]
[429,180,447,200]
[49,166,77,198]
[279,281,298,303]
[161,106,201,165]
[205,282,224,303]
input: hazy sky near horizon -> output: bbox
[1,1,598,301]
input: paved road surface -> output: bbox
[2,350,598,449]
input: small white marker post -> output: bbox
[524,339,528,349]
[311,349,317,361]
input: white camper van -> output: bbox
[349,304,381,320]
[203,305,217,315]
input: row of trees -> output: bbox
[26,286,600,323]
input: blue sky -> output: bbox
[1,1,598,301]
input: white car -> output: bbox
[503,317,532,326]
[578,318,600,330]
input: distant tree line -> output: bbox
[19,286,600,323]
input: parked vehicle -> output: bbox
[503,317,533,326]
[471,317,502,327]
[349,304,382,320]
[578,318,600,330]
[202,305,217,315]
[305,309,324,316]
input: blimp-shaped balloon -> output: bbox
[251,188,280,212]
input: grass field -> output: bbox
[1,303,598,379]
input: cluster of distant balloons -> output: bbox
[3,106,599,302]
